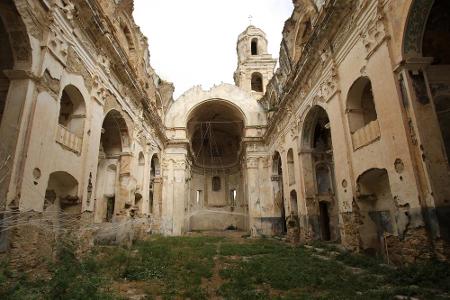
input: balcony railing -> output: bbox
[352,120,380,150]
[56,124,82,154]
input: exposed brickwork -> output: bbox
[340,212,359,252]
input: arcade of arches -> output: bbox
[0,0,449,265]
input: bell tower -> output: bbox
[234,25,277,95]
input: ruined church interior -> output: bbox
[0,0,450,298]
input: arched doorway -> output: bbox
[186,100,246,231]
[272,151,286,234]
[300,106,339,241]
[94,110,130,223]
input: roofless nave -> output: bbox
[0,0,449,266]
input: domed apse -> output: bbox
[187,100,244,168]
[186,100,247,232]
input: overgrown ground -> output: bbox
[1,233,450,299]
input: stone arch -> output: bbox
[251,38,258,55]
[94,109,131,223]
[186,99,247,231]
[251,72,263,92]
[150,153,161,177]
[289,0,317,63]
[136,151,145,188]
[402,0,435,59]
[290,189,298,216]
[165,84,266,130]
[299,105,339,241]
[399,0,450,249]
[0,1,32,70]
[272,151,287,234]
[0,0,33,209]
[401,0,450,212]
[346,76,378,134]
[186,100,245,168]
[422,0,450,64]
[149,153,161,215]
[0,1,33,128]
[300,105,331,150]
[101,109,131,153]
[58,84,86,137]
[186,99,248,129]
[287,148,295,185]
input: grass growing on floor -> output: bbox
[1,235,449,299]
[0,241,119,300]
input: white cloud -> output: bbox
[133,0,293,99]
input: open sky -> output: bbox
[133,0,294,99]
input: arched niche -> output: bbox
[272,151,286,234]
[137,152,145,187]
[101,109,131,155]
[346,77,377,134]
[287,148,295,185]
[58,85,86,137]
[290,189,298,216]
[44,171,81,221]
[149,153,161,215]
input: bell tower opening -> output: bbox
[186,101,247,231]
[251,38,258,55]
[234,26,276,94]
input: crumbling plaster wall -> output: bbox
[260,0,442,261]
[1,0,170,265]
